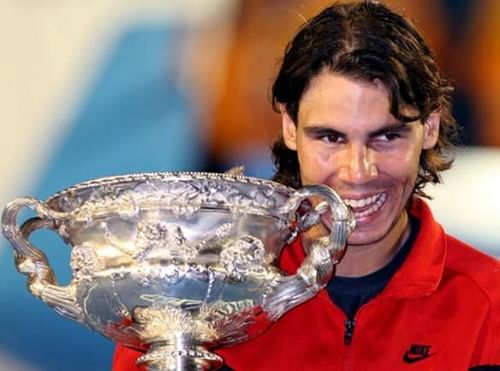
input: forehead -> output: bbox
[298,72,394,125]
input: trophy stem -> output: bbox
[137,334,223,371]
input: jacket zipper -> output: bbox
[344,318,356,345]
[342,317,356,371]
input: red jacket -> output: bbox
[113,199,500,370]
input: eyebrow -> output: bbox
[303,126,343,137]
[369,122,412,137]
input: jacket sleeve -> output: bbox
[469,262,500,368]
[112,344,146,371]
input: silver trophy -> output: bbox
[1,172,354,370]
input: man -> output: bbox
[113,1,500,369]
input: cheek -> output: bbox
[297,145,333,184]
[379,148,422,184]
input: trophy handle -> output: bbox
[1,197,83,321]
[264,185,355,320]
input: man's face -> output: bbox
[282,72,439,248]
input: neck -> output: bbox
[335,212,411,277]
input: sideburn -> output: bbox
[271,136,302,189]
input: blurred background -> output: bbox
[0,0,498,370]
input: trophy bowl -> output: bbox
[1,172,354,370]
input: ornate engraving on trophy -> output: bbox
[135,222,194,261]
[220,236,266,281]
[134,304,217,342]
[131,297,256,347]
[70,242,102,279]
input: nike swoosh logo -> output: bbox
[403,352,435,363]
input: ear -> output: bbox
[280,104,298,151]
[422,111,440,150]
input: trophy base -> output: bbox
[136,337,223,371]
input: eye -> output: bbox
[317,132,346,144]
[320,133,342,143]
[304,127,346,144]
[375,132,401,142]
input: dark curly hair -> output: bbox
[271,0,460,198]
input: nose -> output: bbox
[337,144,378,184]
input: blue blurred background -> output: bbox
[0,1,498,370]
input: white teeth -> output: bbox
[344,193,386,219]
[344,194,379,208]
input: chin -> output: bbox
[345,216,395,247]
[347,206,408,248]
[346,233,384,247]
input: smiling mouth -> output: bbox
[343,192,387,219]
